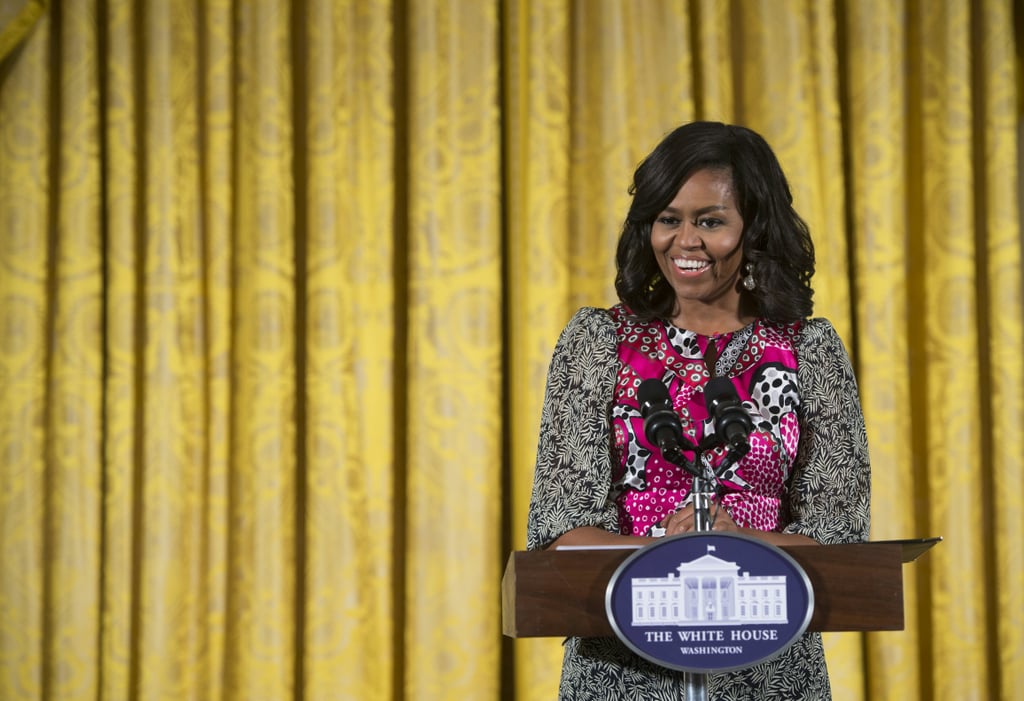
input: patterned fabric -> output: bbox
[526,307,871,700]
[608,304,803,537]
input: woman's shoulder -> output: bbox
[547,306,620,392]
[791,317,855,369]
[551,306,621,368]
[560,305,619,341]
[567,305,615,326]
[795,317,840,344]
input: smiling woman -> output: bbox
[526,122,870,700]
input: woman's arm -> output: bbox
[548,526,651,549]
[784,318,872,545]
[526,308,623,551]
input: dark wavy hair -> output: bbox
[614,121,815,323]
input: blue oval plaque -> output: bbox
[605,532,814,673]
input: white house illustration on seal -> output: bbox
[631,545,788,626]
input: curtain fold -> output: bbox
[842,2,921,697]
[0,1,1020,700]
[300,1,397,698]
[0,0,44,60]
[402,2,504,698]
[503,2,577,695]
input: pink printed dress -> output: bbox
[608,303,802,537]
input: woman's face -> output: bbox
[650,167,746,324]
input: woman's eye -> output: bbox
[657,216,681,227]
[696,217,722,229]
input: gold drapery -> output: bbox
[0,1,1020,700]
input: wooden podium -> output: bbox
[502,539,940,639]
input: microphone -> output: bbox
[637,378,686,460]
[704,377,753,452]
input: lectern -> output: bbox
[502,539,940,639]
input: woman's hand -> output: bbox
[654,504,820,547]
[657,502,739,536]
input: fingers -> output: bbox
[660,507,695,536]
[659,503,737,535]
[709,504,738,532]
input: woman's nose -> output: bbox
[677,222,704,249]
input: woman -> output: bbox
[526,121,871,700]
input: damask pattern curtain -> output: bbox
[0,1,1020,700]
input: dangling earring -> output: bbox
[647,273,663,292]
[742,263,756,291]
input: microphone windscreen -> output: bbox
[704,376,739,409]
[638,378,671,409]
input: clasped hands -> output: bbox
[654,501,739,537]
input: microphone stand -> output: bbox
[645,375,752,700]
[667,442,746,701]
[691,455,715,533]
[662,445,713,701]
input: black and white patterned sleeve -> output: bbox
[526,308,621,551]
[784,318,871,545]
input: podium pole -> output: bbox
[683,474,714,701]
[684,674,707,701]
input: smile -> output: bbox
[673,258,711,272]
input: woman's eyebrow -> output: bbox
[660,204,730,216]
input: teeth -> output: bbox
[675,259,709,270]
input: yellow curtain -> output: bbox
[0,1,1020,700]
